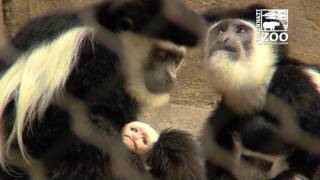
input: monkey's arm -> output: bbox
[265,64,320,179]
[206,101,239,150]
[200,102,241,180]
[267,63,320,143]
[147,129,206,180]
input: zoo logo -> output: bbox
[256,9,288,44]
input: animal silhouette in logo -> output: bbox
[263,21,280,31]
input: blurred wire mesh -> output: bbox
[0,0,320,180]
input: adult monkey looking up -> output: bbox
[0,0,207,179]
[201,4,320,180]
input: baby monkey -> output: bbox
[121,121,206,180]
[121,121,159,163]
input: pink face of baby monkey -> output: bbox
[121,121,159,157]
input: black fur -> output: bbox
[270,59,320,136]
[147,129,205,180]
[207,102,293,154]
[10,13,81,52]
[7,0,204,55]
[49,140,148,180]
[95,0,202,47]
[205,102,293,180]
[268,59,320,178]
[206,160,236,180]
[205,102,320,179]
[65,36,139,131]
[203,4,264,24]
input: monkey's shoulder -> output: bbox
[11,12,81,51]
[269,59,320,102]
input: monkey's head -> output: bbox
[203,18,276,90]
[122,121,159,158]
[119,32,187,108]
[203,13,280,113]
[143,42,185,94]
[97,0,207,47]
[206,19,255,62]
[95,0,207,107]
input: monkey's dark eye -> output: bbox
[236,26,249,33]
[131,128,138,132]
[156,50,176,62]
[217,27,225,34]
[154,47,183,66]
[142,137,148,145]
[174,59,181,68]
[117,17,134,31]
[156,50,168,60]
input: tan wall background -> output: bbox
[1,0,320,134]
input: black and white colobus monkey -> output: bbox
[0,0,207,179]
[201,4,320,180]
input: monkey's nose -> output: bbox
[132,134,139,141]
[222,37,229,43]
[223,38,239,52]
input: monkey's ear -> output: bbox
[116,17,135,31]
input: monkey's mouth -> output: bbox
[208,44,239,59]
[222,45,238,52]
[124,135,138,151]
[220,45,240,60]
